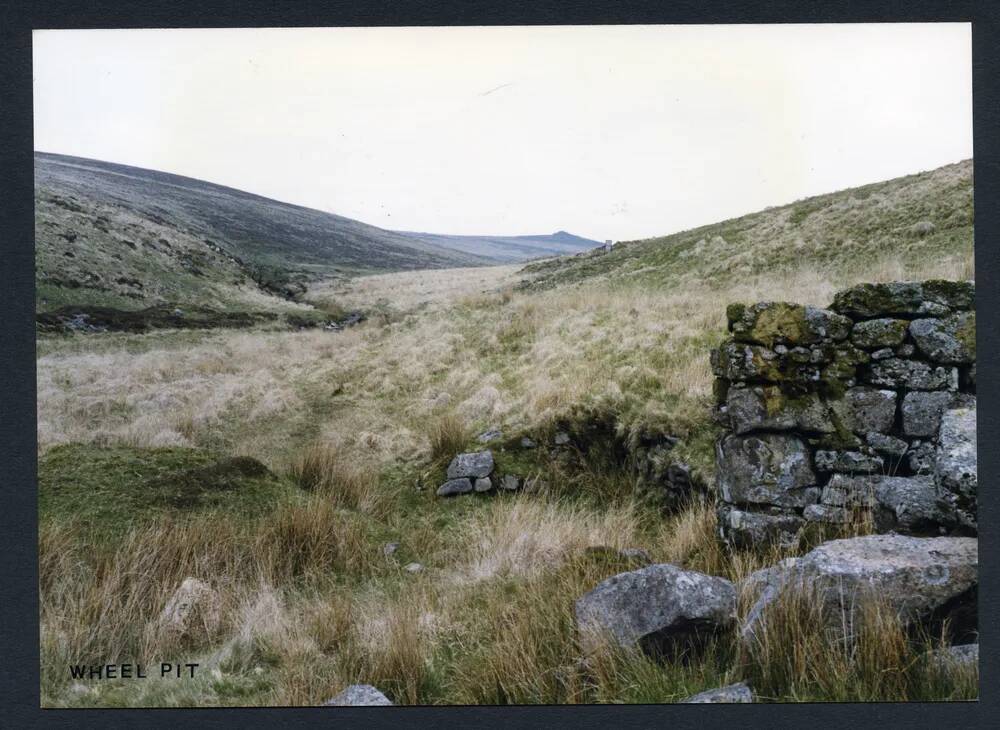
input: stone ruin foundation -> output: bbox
[711,280,976,548]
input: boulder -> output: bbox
[323,684,393,706]
[476,428,503,443]
[473,476,494,492]
[902,391,974,437]
[436,478,473,497]
[909,313,976,364]
[157,577,221,641]
[727,302,850,345]
[717,505,804,549]
[936,406,977,532]
[830,387,897,435]
[741,534,978,645]
[715,433,816,506]
[575,564,736,657]
[681,682,753,703]
[726,386,834,435]
[446,451,495,479]
[865,359,957,391]
[851,318,909,349]
[830,281,974,318]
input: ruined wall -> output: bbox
[710,280,976,548]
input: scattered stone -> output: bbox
[554,431,571,445]
[383,542,400,557]
[157,577,221,640]
[446,451,495,479]
[575,564,736,656]
[902,391,974,437]
[436,478,473,497]
[498,474,521,491]
[520,437,537,449]
[742,534,978,645]
[473,476,493,492]
[323,684,393,706]
[851,318,909,349]
[404,562,424,574]
[477,428,503,443]
[681,682,753,703]
[909,312,976,364]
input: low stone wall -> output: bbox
[710,280,976,548]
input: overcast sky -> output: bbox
[34,24,971,241]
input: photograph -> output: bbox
[32,23,977,707]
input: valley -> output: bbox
[36,158,977,707]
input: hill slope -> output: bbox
[35,153,601,314]
[35,152,499,312]
[522,160,973,290]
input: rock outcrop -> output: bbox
[574,564,736,657]
[711,281,976,547]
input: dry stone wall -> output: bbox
[710,280,976,548]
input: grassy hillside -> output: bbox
[37,160,976,706]
[522,160,973,290]
[35,153,600,316]
[35,152,497,313]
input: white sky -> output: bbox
[33,24,972,241]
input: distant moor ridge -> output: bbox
[34,152,597,315]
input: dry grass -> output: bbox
[37,217,976,705]
[287,441,389,517]
[739,580,977,702]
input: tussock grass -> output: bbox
[287,442,389,517]
[427,412,471,464]
[38,162,976,706]
[739,581,977,702]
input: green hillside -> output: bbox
[522,160,973,289]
